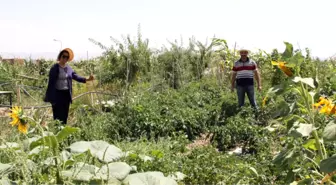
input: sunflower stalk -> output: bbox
[299,80,325,161]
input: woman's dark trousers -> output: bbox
[52,89,71,125]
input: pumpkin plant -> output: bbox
[0,107,180,185]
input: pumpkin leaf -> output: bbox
[69,140,123,163]
[61,163,120,183]
[98,162,132,180]
[0,142,19,150]
[123,171,178,185]
[323,122,336,141]
[62,170,95,182]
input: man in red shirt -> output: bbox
[231,49,261,109]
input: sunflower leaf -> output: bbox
[282,42,293,59]
[56,126,80,142]
[30,136,58,151]
[320,155,336,173]
[292,77,315,88]
[289,123,314,138]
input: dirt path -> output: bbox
[0,107,10,117]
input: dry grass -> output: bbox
[0,107,9,117]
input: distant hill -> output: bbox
[0,51,103,61]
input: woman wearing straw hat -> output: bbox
[44,48,94,124]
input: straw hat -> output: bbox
[237,48,250,54]
[60,48,74,62]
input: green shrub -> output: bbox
[74,78,231,142]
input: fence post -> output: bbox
[17,82,21,104]
[90,92,94,106]
[9,93,12,106]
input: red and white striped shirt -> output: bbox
[232,58,257,86]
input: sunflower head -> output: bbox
[271,61,293,77]
[8,106,23,126]
[18,120,29,134]
[314,97,331,108]
[8,106,29,134]
[9,106,23,116]
[314,97,336,115]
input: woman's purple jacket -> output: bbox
[44,63,86,104]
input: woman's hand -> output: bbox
[86,75,94,81]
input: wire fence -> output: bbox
[0,91,119,109]
[0,82,44,90]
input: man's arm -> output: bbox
[254,66,262,90]
[231,62,238,91]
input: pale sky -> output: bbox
[0,0,335,60]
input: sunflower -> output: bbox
[313,97,335,115]
[18,121,28,134]
[8,106,22,126]
[313,97,330,108]
[8,106,28,134]
[9,115,19,127]
[320,104,334,114]
[271,61,293,77]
